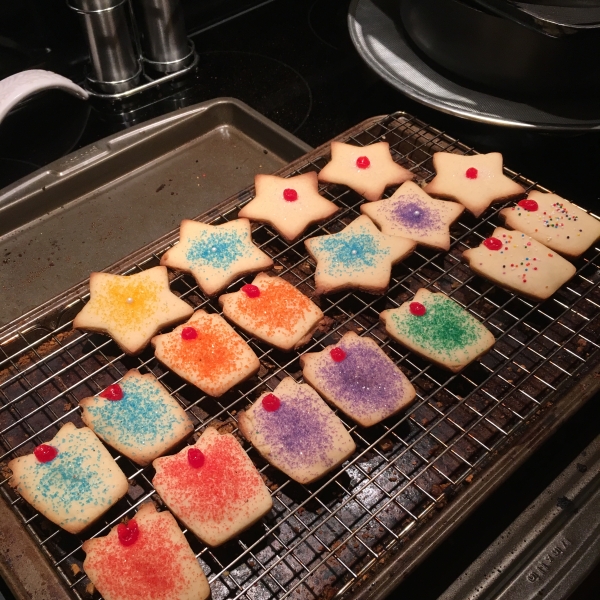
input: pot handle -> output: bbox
[0,69,88,126]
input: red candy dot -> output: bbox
[100,384,123,401]
[409,302,427,316]
[242,284,261,298]
[483,237,503,251]
[283,188,298,202]
[117,520,139,546]
[518,199,539,212]
[34,444,58,463]
[466,167,478,179]
[187,447,205,468]
[356,156,370,169]
[262,393,281,412]
[181,327,198,340]
[330,347,347,362]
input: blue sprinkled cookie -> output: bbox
[80,370,194,466]
[160,218,273,296]
[304,215,415,295]
[8,422,129,534]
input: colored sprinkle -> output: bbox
[356,156,370,169]
[34,444,58,463]
[388,196,442,232]
[330,347,347,362]
[117,520,139,546]
[483,237,503,251]
[100,384,123,401]
[262,393,281,412]
[185,229,248,271]
[188,448,205,468]
[242,284,261,298]
[465,167,478,179]
[409,302,427,316]
[283,188,298,201]
[181,326,198,340]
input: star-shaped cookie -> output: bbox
[238,172,339,242]
[73,266,193,355]
[318,141,414,201]
[361,180,464,251]
[160,218,273,297]
[304,215,416,295]
[424,152,525,217]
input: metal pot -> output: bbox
[400,0,600,96]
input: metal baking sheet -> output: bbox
[0,98,312,328]
[2,111,600,600]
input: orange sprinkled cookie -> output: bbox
[82,503,210,600]
[73,266,193,355]
[219,273,324,351]
[152,310,260,397]
[153,427,272,547]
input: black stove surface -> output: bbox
[0,1,599,598]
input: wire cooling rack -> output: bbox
[2,112,600,600]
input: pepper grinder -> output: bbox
[133,0,195,73]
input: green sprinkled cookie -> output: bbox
[380,288,495,372]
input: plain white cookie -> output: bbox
[424,152,525,217]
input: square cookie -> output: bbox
[238,377,356,484]
[80,370,194,466]
[300,331,416,427]
[83,503,210,600]
[8,423,129,534]
[152,428,273,547]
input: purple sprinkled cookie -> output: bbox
[300,331,416,427]
[238,377,356,484]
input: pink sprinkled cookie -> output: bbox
[462,227,576,301]
[318,141,413,201]
[82,503,210,600]
[219,273,324,351]
[361,181,464,251]
[153,427,272,547]
[499,191,600,258]
[424,152,525,217]
[300,332,416,427]
[238,172,339,242]
[238,377,356,484]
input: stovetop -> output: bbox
[0,0,599,598]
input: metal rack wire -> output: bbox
[1,112,600,600]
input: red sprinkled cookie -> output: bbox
[152,427,272,547]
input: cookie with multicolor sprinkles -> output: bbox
[360,181,464,251]
[152,427,272,547]
[300,332,416,427]
[238,377,356,484]
[80,370,194,466]
[424,152,525,218]
[304,215,416,295]
[462,227,576,301]
[73,266,193,356]
[82,503,210,600]
[380,289,495,372]
[499,191,600,259]
[219,273,324,351]
[8,422,129,534]
[238,172,339,242]
[160,218,273,296]
[152,310,260,397]
[318,141,413,201]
